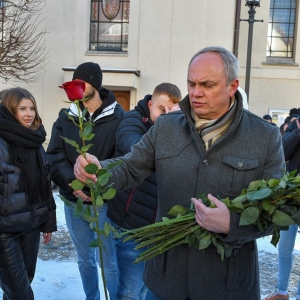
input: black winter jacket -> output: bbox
[107,95,158,229]
[46,88,125,204]
[282,121,300,173]
[0,137,57,233]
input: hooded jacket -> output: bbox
[107,95,157,229]
[46,88,125,203]
[101,90,285,300]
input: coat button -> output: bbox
[233,249,239,256]
[237,162,244,168]
[203,159,209,166]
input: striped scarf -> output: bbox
[192,97,237,150]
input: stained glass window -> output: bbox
[90,0,130,52]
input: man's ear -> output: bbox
[148,100,152,109]
[229,79,239,98]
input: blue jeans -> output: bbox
[111,221,147,300]
[65,203,118,300]
[145,289,165,300]
[277,224,300,294]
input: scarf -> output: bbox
[0,105,48,205]
[192,97,237,151]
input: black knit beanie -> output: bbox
[72,62,103,92]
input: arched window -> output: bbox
[266,0,296,57]
[90,0,130,52]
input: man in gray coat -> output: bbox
[74,46,285,300]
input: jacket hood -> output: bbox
[68,87,118,122]
[134,94,152,119]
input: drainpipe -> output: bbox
[233,0,242,58]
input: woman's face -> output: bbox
[17,98,36,128]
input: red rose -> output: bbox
[59,79,85,101]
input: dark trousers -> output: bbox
[0,227,40,300]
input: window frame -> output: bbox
[89,0,130,53]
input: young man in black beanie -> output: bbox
[46,62,124,300]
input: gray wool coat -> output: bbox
[101,91,285,300]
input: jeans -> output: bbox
[111,221,147,300]
[277,224,300,295]
[65,202,118,300]
[0,228,40,300]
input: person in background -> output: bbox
[109,82,182,299]
[280,117,291,136]
[46,62,125,300]
[283,110,299,139]
[0,88,57,300]
[74,46,285,300]
[263,114,276,126]
[263,119,300,300]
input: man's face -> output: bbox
[84,82,96,99]
[187,52,238,120]
[148,94,178,123]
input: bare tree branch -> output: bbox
[0,0,47,83]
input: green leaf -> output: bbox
[262,199,272,211]
[231,194,247,204]
[75,198,84,213]
[60,136,79,149]
[251,188,272,201]
[103,222,111,236]
[107,160,123,169]
[84,215,98,223]
[168,205,189,217]
[83,123,93,136]
[272,210,295,226]
[89,239,100,248]
[103,188,116,200]
[71,179,85,190]
[85,133,95,141]
[267,178,280,187]
[96,195,104,207]
[81,144,94,153]
[84,163,98,174]
[97,168,108,176]
[292,209,300,220]
[239,206,259,225]
[98,173,111,186]
[247,180,261,191]
[198,232,212,250]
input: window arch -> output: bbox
[90,0,130,52]
[266,0,296,57]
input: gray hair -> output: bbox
[189,46,239,85]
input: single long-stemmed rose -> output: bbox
[58,79,117,300]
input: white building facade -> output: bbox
[0,0,299,142]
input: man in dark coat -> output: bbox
[74,47,285,300]
[108,83,182,299]
[46,62,125,300]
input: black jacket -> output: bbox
[107,95,158,229]
[282,120,300,173]
[46,88,125,203]
[0,137,57,233]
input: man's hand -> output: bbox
[43,233,52,245]
[191,194,230,234]
[73,190,92,202]
[74,153,101,183]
